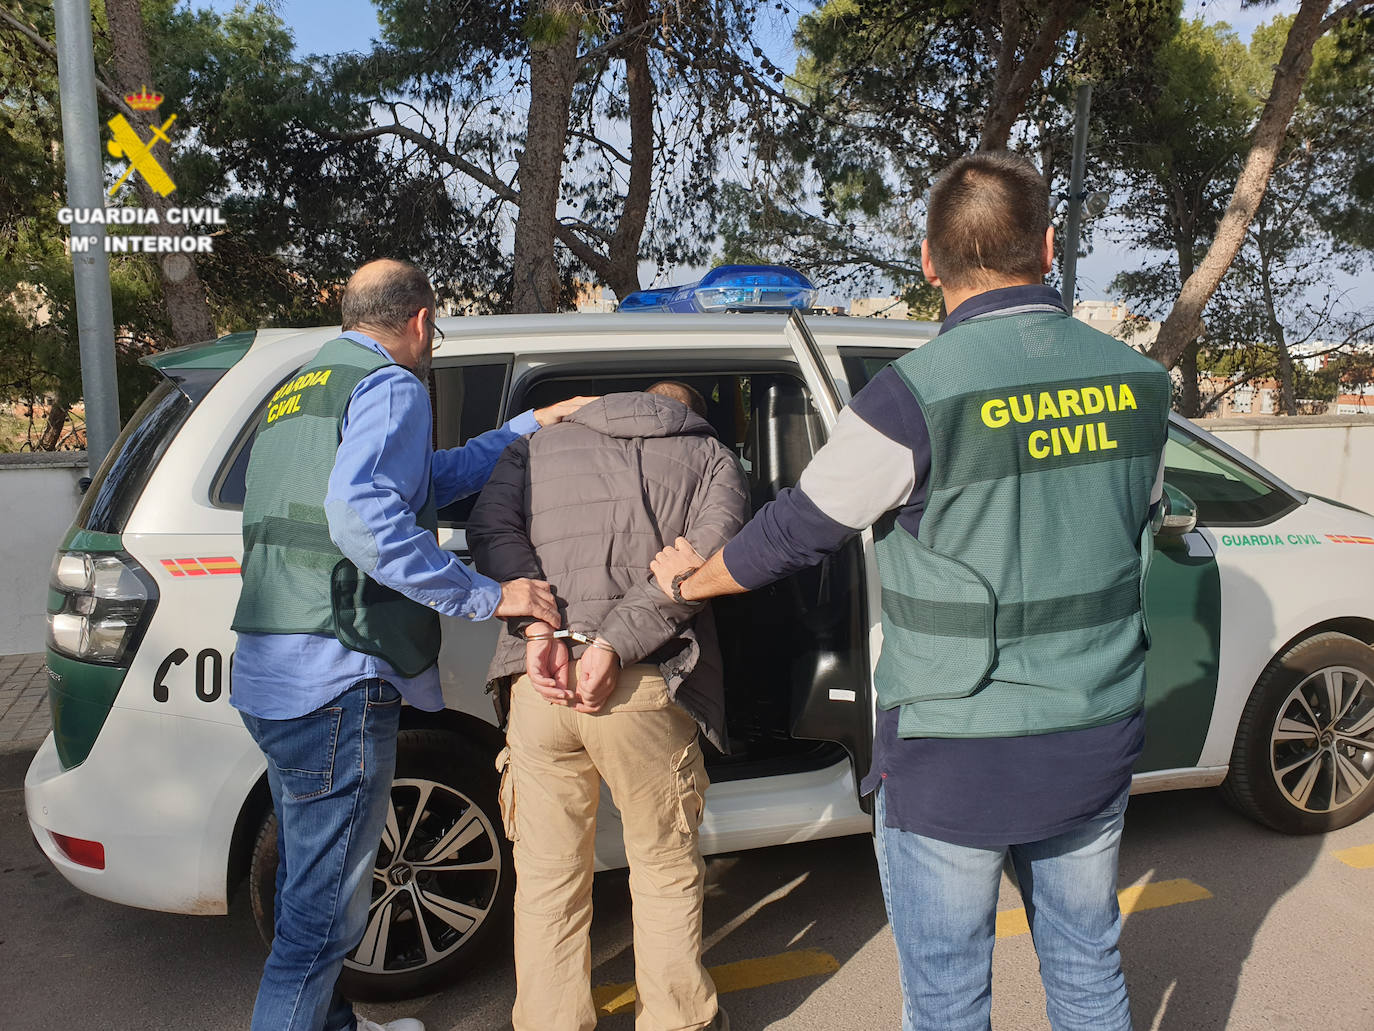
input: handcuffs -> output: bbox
[524,628,617,653]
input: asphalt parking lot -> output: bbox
[4,743,1374,1031]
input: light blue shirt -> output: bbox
[232,331,539,719]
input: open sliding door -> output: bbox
[781,312,880,804]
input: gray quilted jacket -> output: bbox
[467,392,750,750]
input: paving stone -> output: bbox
[0,654,52,746]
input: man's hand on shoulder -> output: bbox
[495,578,560,627]
[573,642,621,713]
[651,537,706,600]
[533,396,598,427]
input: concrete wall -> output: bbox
[0,453,87,656]
[1196,415,1374,513]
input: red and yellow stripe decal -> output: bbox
[161,556,242,577]
[1326,534,1374,546]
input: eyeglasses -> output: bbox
[426,313,445,351]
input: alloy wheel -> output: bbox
[345,777,504,976]
[1270,664,1374,814]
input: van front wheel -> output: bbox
[1221,632,1374,834]
[248,729,514,1000]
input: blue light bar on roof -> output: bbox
[616,265,817,313]
[616,286,676,312]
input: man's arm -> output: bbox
[653,366,929,602]
[326,370,557,626]
[574,446,749,713]
[654,540,747,602]
[596,446,750,664]
[467,439,546,605]
[431,412,538,509]
[432,396,597,508]
[468,438,576,704]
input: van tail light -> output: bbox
[47,551,158,666]
[51,832,106,870]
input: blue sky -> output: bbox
[192,0,1366,313]
[197,0,1295,77]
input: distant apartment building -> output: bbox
[1199,363,1374,418]
[1198,377,1288,417]
[1334,383,1374,415]
[573,281,617,313]
[1312,345,1374,415]
[848,296,910,319]
[1072,300,1160,353]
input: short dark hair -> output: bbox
[340,259,436,334]
[926,152,1050,290]
[647,380,707,417]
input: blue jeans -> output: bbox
[874,784,1132,1031]
[240,678,402,1031]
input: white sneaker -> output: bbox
[357,1018,425,1031]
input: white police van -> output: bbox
[26,266,1374,998]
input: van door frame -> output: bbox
[782,311,884,810]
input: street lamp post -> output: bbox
[1061,83,1094,309]
[53,0,120,468]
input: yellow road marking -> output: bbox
[593,879,1210,1013]
[592,948,839,1016]
[996,878,1213,939]
[1334,843,1374,869]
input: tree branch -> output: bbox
[979,0,1087,151]
[0,5,135,119]
[1149,0,1334,368]
[319,121,613,279]
[576,17,655,65]
[1318,0,1373,34]
[566,127,630,165]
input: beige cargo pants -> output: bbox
[498,661,718,1031]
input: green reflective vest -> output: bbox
[875,310,1171,739]
[231,337,441,677]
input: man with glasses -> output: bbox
[231,258,591,1031]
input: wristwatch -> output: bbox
[670,567,700,604]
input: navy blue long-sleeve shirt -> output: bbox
[721,286,1157,846]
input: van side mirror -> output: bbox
[1157,483,1198,537]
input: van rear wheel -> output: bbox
[248,729,514,1000]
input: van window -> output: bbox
[216,359,512,515]
[1163,425,1299,526]
[840,351,901,393]
[214,370,299,509]
[433,360,511,525]
[516,367,824,491]
[76,381,193,534]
